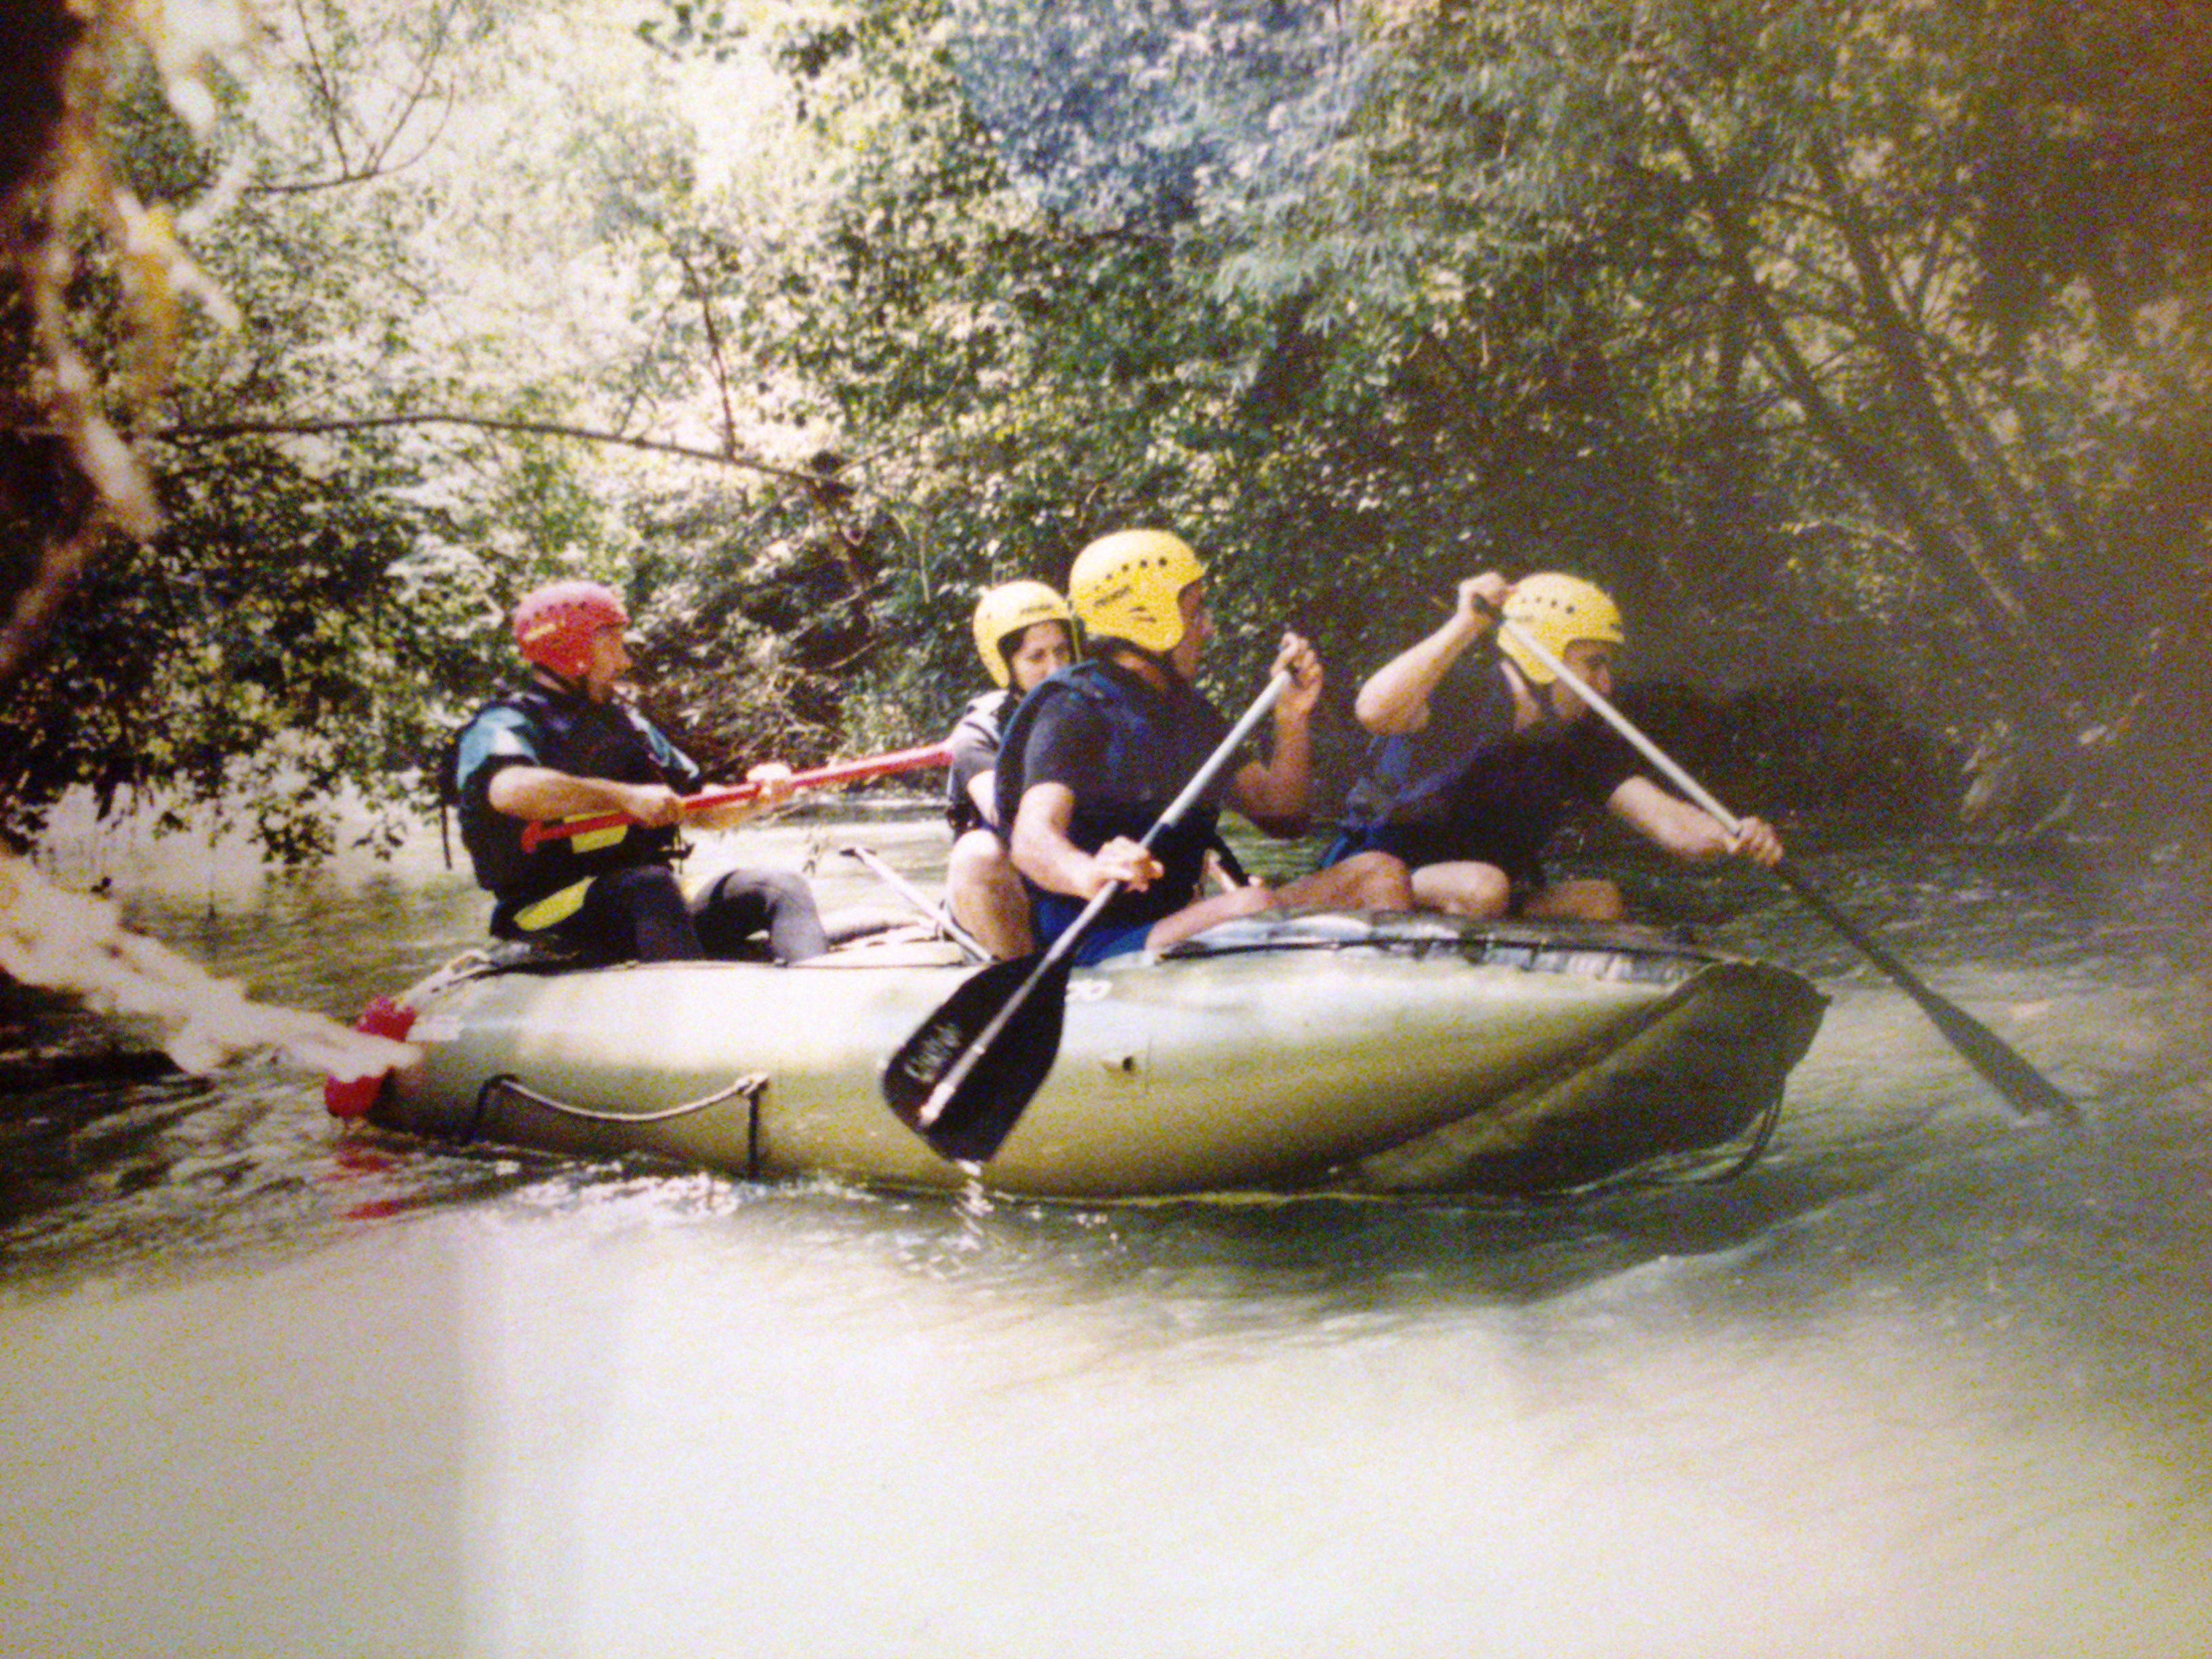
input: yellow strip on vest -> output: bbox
[514,878,594,932]
[571,825,630,855]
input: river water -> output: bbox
[2,806,2208,1658]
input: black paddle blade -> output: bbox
[883,953,1071,1163]
[1911,989,2079,1125]
[1774,862,2074,1124]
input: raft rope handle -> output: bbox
[1666,1086,1787,1188]
[464,1071,771,1157]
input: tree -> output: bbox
[615,0,2206,849]
[3,0,797,853]
[630,0,1357,741]
[12,0,2206,865]
[0,0,426,1079]
[1184,0,2212,832]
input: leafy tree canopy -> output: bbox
[4,0,2207,861]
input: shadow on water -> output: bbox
[831,1122,2023,1315]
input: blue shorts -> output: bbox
[1031,895,1159,966]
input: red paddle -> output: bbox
[518,741,952,852]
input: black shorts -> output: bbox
[1324,822,1546,895]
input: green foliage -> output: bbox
[632,1,1315,739]
[0,433,474,857]
[11,0,2205,861]
[600,0,2207,835]
[2,0,683,857]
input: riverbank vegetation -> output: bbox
[6,0,2209,867]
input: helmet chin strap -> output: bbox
[1104,637,1187,689]
[530,662,596,699]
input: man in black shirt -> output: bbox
[1327,571,1783,920]
[996,530,1410,965]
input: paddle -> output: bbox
[518,741,951,852]
[1492,610,2076,1124]
[840,844,991,963]
[884,670,1294,1162]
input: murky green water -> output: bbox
[3,808,2207,1658]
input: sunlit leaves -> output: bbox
[15,0,2203,857]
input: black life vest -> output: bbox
[453,684,697,932]
[993,659,1231,922]
[1340,657,1637,878]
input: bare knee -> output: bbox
[1410,861,1511,920]
[1528,878,1625,923]
[947,831,1033,957]
[947,830,1002,886]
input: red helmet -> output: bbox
[512,580,626,678]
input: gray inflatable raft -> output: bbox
[351,910,1825,1199]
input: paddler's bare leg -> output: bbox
[1138,848,1414,956]
[946,827,1035,959]
[1520,878,1626,922]
[1407,859,1513,920]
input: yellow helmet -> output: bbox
[1499,573,1625,684]
[1067,529,1206,655]
[970,580,1073,688]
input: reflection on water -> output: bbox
[2,810,2208,1658]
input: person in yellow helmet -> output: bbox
[941,579,1080,957]
[994,530,1411,965]
[1325,571,1784,920]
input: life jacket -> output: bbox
[453,683,698,936]
[943,687,1017,836]
[1340,660,1517,831]
[993,659,1229,924]
[1340,656,1637,878]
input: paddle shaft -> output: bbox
[912,670,1293,1131]
[518,741,951,852]
[1492,612,2074,1122]
[840,844,991,962]
[1497,620,1923,986]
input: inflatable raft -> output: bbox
[335,910,1826,1199]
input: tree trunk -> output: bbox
[1661,102,2082,802]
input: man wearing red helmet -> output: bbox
[452,579,828,963]
[1327,571,1783,920]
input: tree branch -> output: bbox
[250,0,462,197]
[671,243,743,459]
[150,411,832,486]
[289,0,352,173]
[1801,131,2061,617]
[1658,96,2069,694]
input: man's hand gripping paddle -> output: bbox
[882,672,1293,1162]
[1492,609,2074,1124]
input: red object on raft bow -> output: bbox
[323,996,419,1118]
